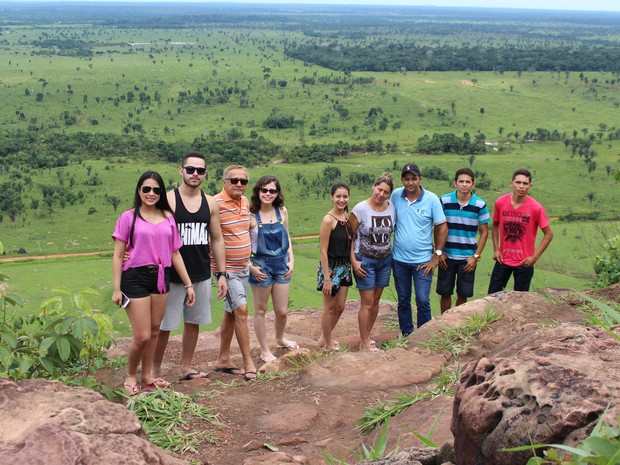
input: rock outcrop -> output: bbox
[0,378,187,465]
[452,322,620,465]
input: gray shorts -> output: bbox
[160,279,212,331]
[224,270,249,313]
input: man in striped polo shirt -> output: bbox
[436,168,490,313]
[212,165,257,381]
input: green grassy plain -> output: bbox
[1,12,619,336]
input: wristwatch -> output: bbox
[473,253,481,261]
[434,250,443,257]
[214,272,229,279]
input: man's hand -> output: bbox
[493,250,503,264]
[421,256,439,276]
[463,256,478,273]
[216,276,228,300]
[438,254,448,270]
[521,256,537,268]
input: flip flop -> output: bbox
[141,378,170,390]
[244,371,258,381]
[260,354,277,363]
[277,341,299,350]
[213,366,244,376]
[123,382,140,397]
[179,371,209,381]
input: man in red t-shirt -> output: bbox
[488,169,554,293]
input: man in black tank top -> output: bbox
[152,152,228,381]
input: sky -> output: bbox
[4,0,620,12]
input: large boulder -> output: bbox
[0,378,187,465]
[451,323,620,465]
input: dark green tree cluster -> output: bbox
[284,142,351,163]
[0,182,24,223]
[263,110,299,130]
[416,133,486,155]
[286,44,620,72]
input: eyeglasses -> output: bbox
[260,188,279,195]
[184,166,206,176]
[225,178,249,186]
[141,186,162,195]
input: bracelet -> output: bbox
[184,284,194,289]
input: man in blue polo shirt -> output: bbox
[436,168,490,313]
[391,163,447,336]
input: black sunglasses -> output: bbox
[184,166,206,176]
[260,188,279,194]
[141,186,163,195]
[226,178,249,186]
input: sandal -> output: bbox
[141,378,170,390]
[123,382,140,397]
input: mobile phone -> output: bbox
[121,292,131,308]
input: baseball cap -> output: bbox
[401,163,421,177]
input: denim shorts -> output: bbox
[353,253,392,291]
[436,258,475,298]
[121,266,170,298]
[249,254,290,287]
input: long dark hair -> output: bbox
[250,175,284,213]
[129,171,171,248]
[330,181,350,212]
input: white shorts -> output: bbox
[160,279,212,331]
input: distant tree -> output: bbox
[586,192,596,210]
[106,195,122,212]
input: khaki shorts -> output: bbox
[160,279,212,331]
[224,270,249,313]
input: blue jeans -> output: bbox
[392,259,432,335]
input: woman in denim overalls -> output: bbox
[249,176,298,363]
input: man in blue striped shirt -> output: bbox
[437,168,490,313]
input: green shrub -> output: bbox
[593,235,620,287]
[0,282,114,381]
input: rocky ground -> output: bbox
[95,285,619,465]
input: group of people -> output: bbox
[112,154,554,395]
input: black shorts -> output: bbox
[436,258,475,298]
[121,266,170,298]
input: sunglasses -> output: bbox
[226,178,249,186]
[141,186,163,195]
[260,188,279,195]
[184,166,206,176]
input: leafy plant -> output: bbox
[320,420,398,465]
[41,286,115,372]
[407,412,443,448]
[593,235,620,287]
[505,404,620,464]
[357,364,460,433]
[422,309,500,356]
[578,294,620,343]
[127,388,221,453]
[381,334,409,350]
[0,281,114,382]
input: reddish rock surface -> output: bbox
[6,286,619,465]
[0,379,187,465]
[452,322,620,465]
